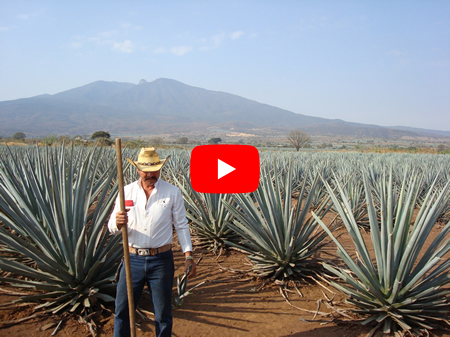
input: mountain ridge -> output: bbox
[0,78,447,138]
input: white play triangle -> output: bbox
[218,159,236,179]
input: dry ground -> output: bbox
[0,227,449,337]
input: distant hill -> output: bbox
[386,126,450,138]
[0,78,447,138]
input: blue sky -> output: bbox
[1,1,449,131]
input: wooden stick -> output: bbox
[116,138,136,337]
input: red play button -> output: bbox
[190,145,260,193]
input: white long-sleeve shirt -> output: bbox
[108,178,193,253]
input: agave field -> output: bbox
[0,145,449,336]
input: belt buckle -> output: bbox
[137,249,150,256]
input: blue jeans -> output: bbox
[114,250,175,337]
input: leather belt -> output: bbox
[129,244,172,256]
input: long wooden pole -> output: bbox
[115,138,136,337]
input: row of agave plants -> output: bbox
[0,145,449,335]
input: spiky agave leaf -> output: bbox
[330,170,369,229]
[171,170,238,253]
[0,145,123,314]
[224,162,334,281]
[174,264,192,307]
[314,166,450,335]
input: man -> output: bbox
[108,147,196,337]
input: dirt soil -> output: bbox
[0,226,449,337]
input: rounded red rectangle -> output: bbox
[190,145,260,193]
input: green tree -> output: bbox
[150,136,164,148]
[41,134,58,146]
[97,138,113,146]
[91,131,111,140]
[13,132,26,140]
[126,139,148,149]
[177,137,188,144]
[72,135,87,147]
[208,137,222,144]
[91,131,113,146]
[437,144,447,153]
[58,135,71,145]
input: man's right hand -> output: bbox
[116,209,129,230]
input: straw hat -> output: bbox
[126,147,170,172]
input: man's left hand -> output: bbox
[184,255,197,278]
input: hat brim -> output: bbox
[126,156,170,172]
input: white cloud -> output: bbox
[388,49,410,65]
[0,27,9,32]
[68,35,84,49]
[230,31,244,40]
[389,49,407,56]
[200,32,225,51]
[170,46,193,56]
[87,36,101,43]
[153,47,167,54]
[153,46,192,55]
[113,40,134,53]
[201,31,244,50]
[16,10,44,21]
[70,30,130,51]
[70,31,117,48]
[154,30,244,55]
[99,30,118,38]
[212,32,226,48]
[70,41,83,49]
[399,58,410,65]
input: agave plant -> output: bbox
[0,145,123,315]
[307,164,332,211]
[314,167,450,335]
[224,163,333,281]
[331,170,369,229]
[420,166,450,225]
[172,171,237,253]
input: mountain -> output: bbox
[0,78,447,138]
[52,81,135,106]
[386,126,450,138]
